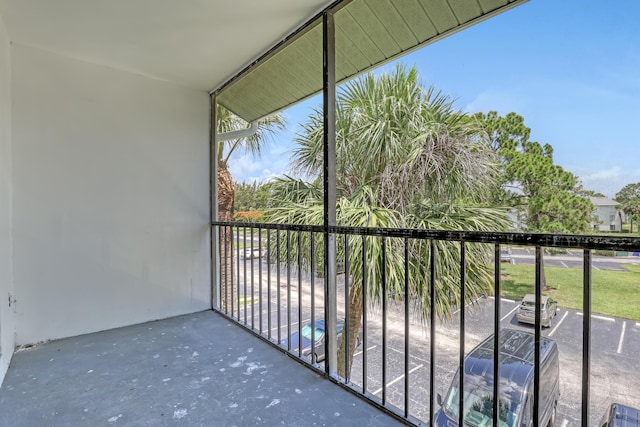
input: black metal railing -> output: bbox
[212,220,640,426]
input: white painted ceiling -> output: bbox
[0,0,334,91]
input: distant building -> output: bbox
[589,197,625,232]
[507,208,525,231]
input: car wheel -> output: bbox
[548,402,557,427]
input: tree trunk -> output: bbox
[338,281,363,379]
[218,159,235,314]
[540,251,549,291]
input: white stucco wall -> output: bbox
[11,45,211,345]
[0,13,14,386]
[594,205,621,232]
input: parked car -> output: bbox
[281,319,362,363]
[436,329,560,427]
[599,403,640,427]
[516,294,558,328]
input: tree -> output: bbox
[264,65,508,377]
[474,111,594,289]
[474,111,593,233]
[580,190,606,198]
[616,182,640,234]
[235,181,271,212]
[217,106,285,310]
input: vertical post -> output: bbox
[210,95,220,310]
[382,238,388,405]
[322,9,338,377]
[582,250,592,427]
[534,246,542,427]
[493,244,501,427]
[404,237,410,418]
[458,242,466,427]
[362,236,368,393]
[429,240,437,425]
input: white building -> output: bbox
[590,197,625,232]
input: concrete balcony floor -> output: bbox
[0,310,403,426]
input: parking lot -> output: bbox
[234,256,640,426]
[508,247,640,271]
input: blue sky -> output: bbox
[230,0,640,198]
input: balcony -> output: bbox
[2,1,640,426]
[1,221,639,426]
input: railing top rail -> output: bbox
[212,221,640,251]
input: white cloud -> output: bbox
[577,167,640,198]
[228,152,292,184]
[463,90,528,115]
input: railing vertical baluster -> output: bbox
[220,226,225,313]
[250,226,255,330]
[362,235,368,394]
[243,226,248,324]
[429,240,437,426]
[534,246,542,427]
[311,233,316,363]
[582,249,592,427]
[381,237,387,406]
[258,226,263,335]
[236,225,241,321]
[344,234,350,381]
[404,237,410,418]
[493,244,501,427]
[298,230,303,358]
[267,229,272,341]
[287,229,292,352]
[458,242,466,427]
[277,230,281,345]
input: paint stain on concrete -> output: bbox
[107,414,122,423]
[173,409,187,419]
[265,399,280,409]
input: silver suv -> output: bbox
[516,294,558,328]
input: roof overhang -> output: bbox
[215,0,529,122]
[0,0,528,121]
[0,0,335,91]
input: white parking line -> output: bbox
[269,319,309,333]
[487,296,516,303]
[560,261,569,268]
[372,364,424,395]
[354,345,376,357]
[593,264,600,271]
[501,304,520,322]
[576,313,615,322]
[549,311,569,337]
[636,322,640,328]
[617,321,627,354]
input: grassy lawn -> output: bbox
[498,264,640,321]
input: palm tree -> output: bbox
[264,64,508,377]
[216,106,285,312]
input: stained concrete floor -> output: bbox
[0,310,405,427]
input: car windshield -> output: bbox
[443,380,520,427]
[301,324,324,341]
[521,301,535,308]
